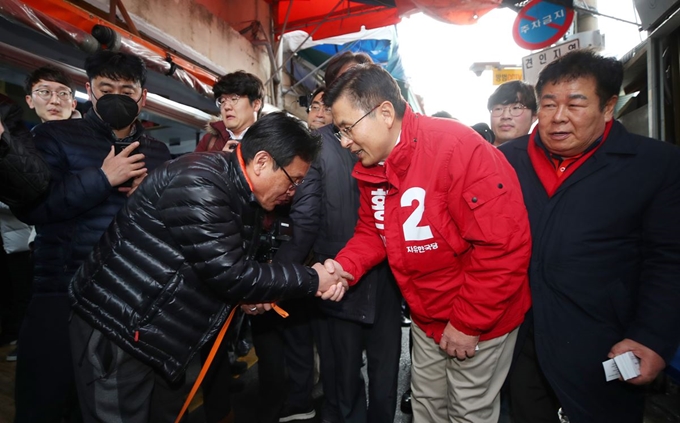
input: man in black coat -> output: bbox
[0,94,49,209]
[13,50,172,423]
[313,52,402,423]
[499,49,680,423]
[68,112,350,423]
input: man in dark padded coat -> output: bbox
[69,112,350,423]
[14,50,172,423]
[0,94,49,209]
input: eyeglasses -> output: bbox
[490,103,528,117]
[216,95,241,109]
[334,104,380,141]
[32,89,72,102]
[276,161,304,192]
[309,104,331,114]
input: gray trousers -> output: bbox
[69,313,189,423]
[411,323,518,423]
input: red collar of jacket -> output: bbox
[527,120,613,197]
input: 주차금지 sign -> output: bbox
[513,0,575,50]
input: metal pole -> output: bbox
[576,0,598,33]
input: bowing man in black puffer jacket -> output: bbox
[69,112,352,423]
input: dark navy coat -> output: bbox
[499,121,680,422]
[17,109,171,293]
[313,124,398,325]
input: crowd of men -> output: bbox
[1,45,679,423]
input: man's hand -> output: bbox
[241,303,272,315]
[440,322,479,360]
[118,173,147,197]
[608,338,666,385]
[101,142,146,187]
[0,120,4,137]
[312,262,350,302]
[322,259,354,280]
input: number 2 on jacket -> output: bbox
[401,187,433,241]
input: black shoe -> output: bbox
[230,360,248,375]
[278,403,316,422]
[400,389,412,414]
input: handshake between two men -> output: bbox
[242,259,353,315]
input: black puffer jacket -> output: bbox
[16,109,171,293]
[70,151,320,382]
[0,94,50,209]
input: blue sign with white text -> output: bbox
[513,0,574,50]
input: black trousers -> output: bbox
[251,298,317,423]
[14,294,81,423]
[0,250,32,341]
[508,327,561,423]
[70,313,188,423]
[323,276,402,423]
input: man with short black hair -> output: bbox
[24,65,77,122]
[14,50,171,422]
[323,64,532,423]
[307,86,332,130]
[488,80,537,147]
[196,70,264,152]
[500,49,680,423]
[69,112,349,422]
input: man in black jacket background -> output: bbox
[69,112,350,423]
[314,52,402,423]
[14,50,172,423]
[0,94,49,209]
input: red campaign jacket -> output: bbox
[335,106,532,343]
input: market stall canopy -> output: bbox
[269,0,504,39]
[283,26,423,113]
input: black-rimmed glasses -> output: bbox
[276,161,304,192]
[334,104,380,141]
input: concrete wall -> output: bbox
[83,0,272,88]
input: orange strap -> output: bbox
[174,307,238,423]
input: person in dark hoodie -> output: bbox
[13,50,172,423]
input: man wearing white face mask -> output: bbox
[13,50,171,423]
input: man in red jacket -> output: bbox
[323,64,532,423]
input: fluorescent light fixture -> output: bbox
[74,91,89,101]
[146,92,212,121]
